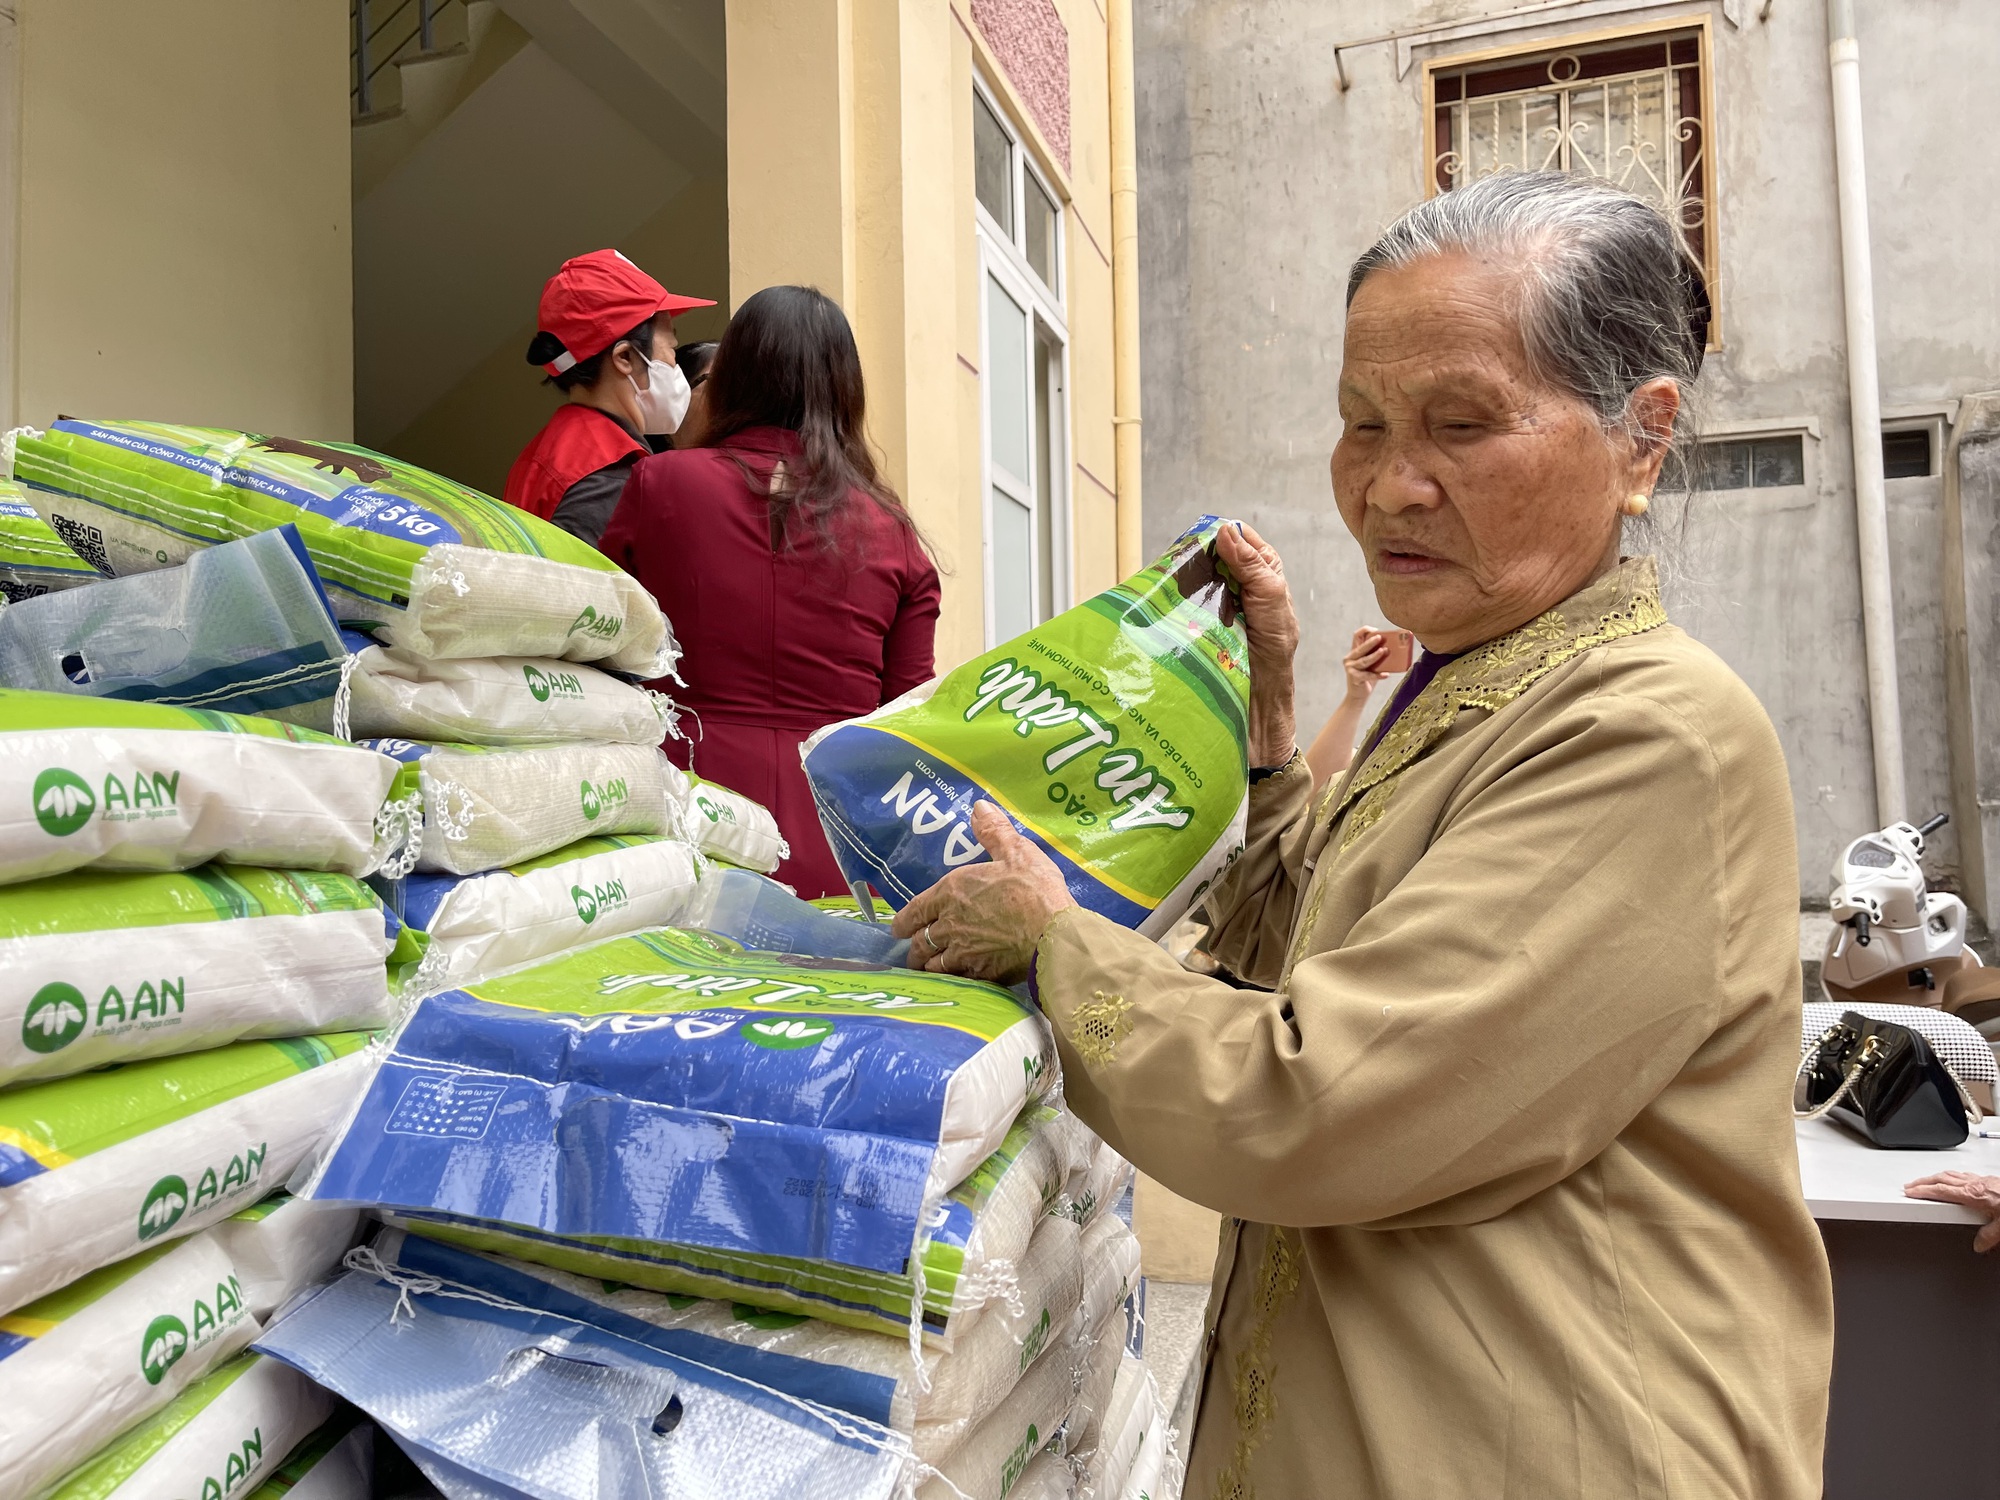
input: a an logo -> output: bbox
[568,605,623,641]
[1001,1424,1042,1495]
[572,878,628,925]
[140,1313,189,1385]
[138,1175,188,1239]
[21,981,88,1053]
[694,793,734,826]
[573,883,600,924]
[32,768,95,837]
[741,1016,836,1051]
[579,777,629,822]
[523,663,585,704]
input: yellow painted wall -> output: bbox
[727,0,1126,674]
[11,0,353,437]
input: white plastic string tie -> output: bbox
[430,780,476,844]
[331,651,360,742]
[647,689,685,741]
[955,1259,1026,1322]
[371,789,426,880]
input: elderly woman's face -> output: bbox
[1332,252,1642,653]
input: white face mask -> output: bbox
[628,352,691,436]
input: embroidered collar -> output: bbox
[1330,556,1668,823]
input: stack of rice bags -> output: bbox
[265,923,1141,1496]
[0,684,415,1496]
[9,418,723,992]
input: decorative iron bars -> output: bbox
[1431,32,1709,272]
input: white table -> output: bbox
[1796,1114,2000,1223]
[1797,1117,2000,1500]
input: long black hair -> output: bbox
[697,286,916,552]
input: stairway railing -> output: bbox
[352,0,464,118]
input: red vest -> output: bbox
[502,404,648,522]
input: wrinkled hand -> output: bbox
[1214,521,1299,767]
[1904,1171,2000,1252]
[1342,627,1390,701]
[893,802,1077,985]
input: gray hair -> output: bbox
[1346,171,1709,486]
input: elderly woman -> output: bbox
[895,171,1833,1498]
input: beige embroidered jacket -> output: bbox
[1033,559,1833,1500]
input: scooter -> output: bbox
[1822,813,1978,1003]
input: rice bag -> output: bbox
[364,736,675,875]
[1067,1138,1137,1228]
[254,1238,908,1500]
[0,688,414,886]
[1082,1358,1158,1500]
[12,418,677,674]
[391,1102,1091,1347]
[803,515,1250,939]
[1120,1407,1176,1500]
[1013,1451,1080,1500]
[309,928,1054,1278]
[0,479,97,601]
[0,1194,359,1497]
[0,525,345,719]
[0,1032,372,1313]
[280,629,674,745]
[0,863,395,1086]
[1064,1311,1130,1470]
[675,768,790,872]
[376,833,702,994]
[684,865,909,966]
[916,1309,1083,1500]
[251,1413,374,1500]
[41,1353,336,1500]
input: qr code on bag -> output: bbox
[48,513,111,574]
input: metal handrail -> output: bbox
[353,0,460,115]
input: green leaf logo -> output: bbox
[580,780,602,821]
[523,664,553,703]
[21,981,87,1053]
[741,1016,836,1051]
[138,1174,188,1240]
[140,1313,188,1385]
[32,768,95,837]
[573,883,599,924]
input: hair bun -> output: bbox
[526,330,567,367]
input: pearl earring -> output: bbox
[1622,493,1650,517]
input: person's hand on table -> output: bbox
[1214,520,1300,769]
[1903,1171,2000,1252]
[895,801,1076,986]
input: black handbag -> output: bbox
[1796,1009,1979,1149]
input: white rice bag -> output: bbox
[917,1309,1084,1500]
[39,1352,335,1499]
[251,1414,374,1500]
[288,633,673,746]
[674,766,789,872]
[1120,1406,1176,1500]
[1068,1137,1137,1228]
[1082,1358,1158,1500]
[0,862,395,1086]
[0,1194,359,1497]
[376,833,702,993]
[1014,1451,1081,1500]
[365,736,675,875]
[0,1032,372,1314]
[0,688,412,886]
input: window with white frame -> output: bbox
[974,83,1068,647]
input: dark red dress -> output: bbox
[598,426,941,897]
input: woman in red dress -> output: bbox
[599,285,941,898]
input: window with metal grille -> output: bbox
[1881,427,1934,479]
[1694,435,1806,491]
[1427,27,1714,329]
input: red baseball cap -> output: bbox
[534,249,715,375]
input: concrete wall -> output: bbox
[2,0,352,437]
[1135,0,2000,897]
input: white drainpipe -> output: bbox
[1828,0,1906,826]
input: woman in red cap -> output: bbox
[600,285,941,899]
[503,249,716,544]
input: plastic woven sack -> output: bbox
[1119,1406,1177,1500]
[0,1033,372,1314]
[281,630,674,746]
[42,1353,336,1500]
[11,419,676,674]
[0,525,345,719]
[376,834,701,994]
[254,1237,909,1500]
[1012,1451,1080,1500]
[916,1307,1083,1500]
[0,1194,360,1497]
[674,768,789,873]
[0,863,396,1086]
[363,737,674,875]
[684,865,909,966]
[382,1098,1089,1349]
[310,928,1054,1278]
[250,1413,374,1500]
[1081,1358,1157,1500]
[803,516,1249,939]
[0,479,97,601]
[0,688,414,886]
